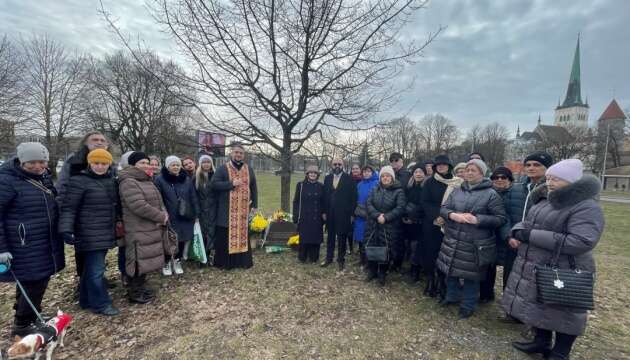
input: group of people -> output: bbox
[291,151,604,360]
[0,132,257,336]
[0,131,605,359]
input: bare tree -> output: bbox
[0,36,24,122]
[20,35,90,176]
[477,122,509,168]
[104,0,441,210]
[416,113,459,158]
[86,51,193,156]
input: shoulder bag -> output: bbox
[364,224,389,263]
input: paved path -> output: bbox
[600,196,630,204]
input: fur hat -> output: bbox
[164,155,182,168]
[433,154,452,167]
[87,149,113,165]
[524,151,553,168]
[379,165,396,181]
[546,159,583,183]
[128,151,148,166]
[17,142,49,163]
[467,159,488,176]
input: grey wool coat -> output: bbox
[501,175,605,336]
[436,179,507,280]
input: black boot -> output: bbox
[11,320,37,338]
[404,266,420,284]
[512,329,552,356]
[377,272,386,287]
[424,275,435,296]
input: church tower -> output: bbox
[554,35,589,127]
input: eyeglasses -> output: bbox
[524,162,542,167]
[491,176,508,180]
[332,163,342,167]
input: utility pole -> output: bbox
[601,123,610,190]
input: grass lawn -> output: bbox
[1,174,628,359]
[601,190,630,198]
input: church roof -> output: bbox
[519,131,540,142]
[535,125,574,143]
[598,99,627,121]
[557,36,587,109]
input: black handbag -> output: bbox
[365,224,389,263]
[173,184,195,220]
[534,237,595,310]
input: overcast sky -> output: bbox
[1,0,628,136]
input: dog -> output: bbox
[6,310,72,360]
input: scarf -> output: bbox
[226,162,250,254]
[433,173,463,230]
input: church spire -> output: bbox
[560,35,585,108]
[516,125,520,137]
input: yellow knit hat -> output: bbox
[87,149,113,165]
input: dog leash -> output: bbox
[4,264,46,324]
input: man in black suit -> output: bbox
[322,158,357,271]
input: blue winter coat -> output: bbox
[154,167,199,242]
[0,159,65,282]
[353,171,379,242]
[495,184,526,265]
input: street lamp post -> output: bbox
[601,124,610,190]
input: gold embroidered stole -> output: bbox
[227,162,250,254]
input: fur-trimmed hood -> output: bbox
[529,175,600,209]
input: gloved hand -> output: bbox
[62,232,76,245]
[513,229,531,243]
[0,252,12,264]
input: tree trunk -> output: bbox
[279,142,292,212]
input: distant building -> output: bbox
[506,116,574,162]
[597,98,629,170]
[554,36,589,128]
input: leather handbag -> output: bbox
[365,224,389,263]
[534,237,595,310]
[173,184,195,220]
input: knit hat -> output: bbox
[17,142,49,163]
[119,151,134,169]
[87,149,113,165]
[199,154,214,166]
[165,155,181,168]
[491,166,514,182]
[453,162,467,174]
[546,159,583,183]
[467,159,488,176]
[524,151,553,169]
[128,151,149,166]
[379,165,396,181]
[305,165,320,174]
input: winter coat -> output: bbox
[56,147,117,199]
[353,172,379,242]
[118,167,167,277]
[420,174,450,263]
[495,184,526,266]
[323,172,357,235]
[517,177,546,221]
[211,162,258,228]
[436,179,507,281]
[58,169,119,252]
[154,167,199,242]
[501,176,605,336]
[195,172,217,248]
[405,180,424,222]
[0,158,65,282]
[365,182,407,262]
[395,167,412,191]
[292,180,325,245]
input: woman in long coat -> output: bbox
[0,143,65,337]
[58,149,120,316]
[154,156,199,275]
[292,165,325,263]
[118,152,168,304]
[502,160,605,360]
[353,166,379,266]
[404,164,426,283]
[195,155,217,259]
[420,155,462,297]
[436,160,506,319]
[364,166,406,286]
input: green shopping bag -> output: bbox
[188,221,208,263]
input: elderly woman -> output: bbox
[118,152,168,304]
[353,165,379,266]
[292,165,326,263]
[403,164,426,284]
[195,155,217,261]
[364,166,406,286]
[0,143,65,337]
[155,156,199,275]
[503,159,604,360]
[58,149,120,316]
[436,159,506,319]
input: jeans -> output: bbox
[14,277,49,326]
[446,276,480,311]
[79,250,112,311]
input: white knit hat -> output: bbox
[379,165,396,181]
[164,155,181,168]
[546,159,583,183]
[17,142,49,163]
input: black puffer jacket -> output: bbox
[436,179,506,280]
[365,182,407,261]
[58,168,119,252]
[154,167,199,242]
[195,172,217,248]
[0,158,65,282]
